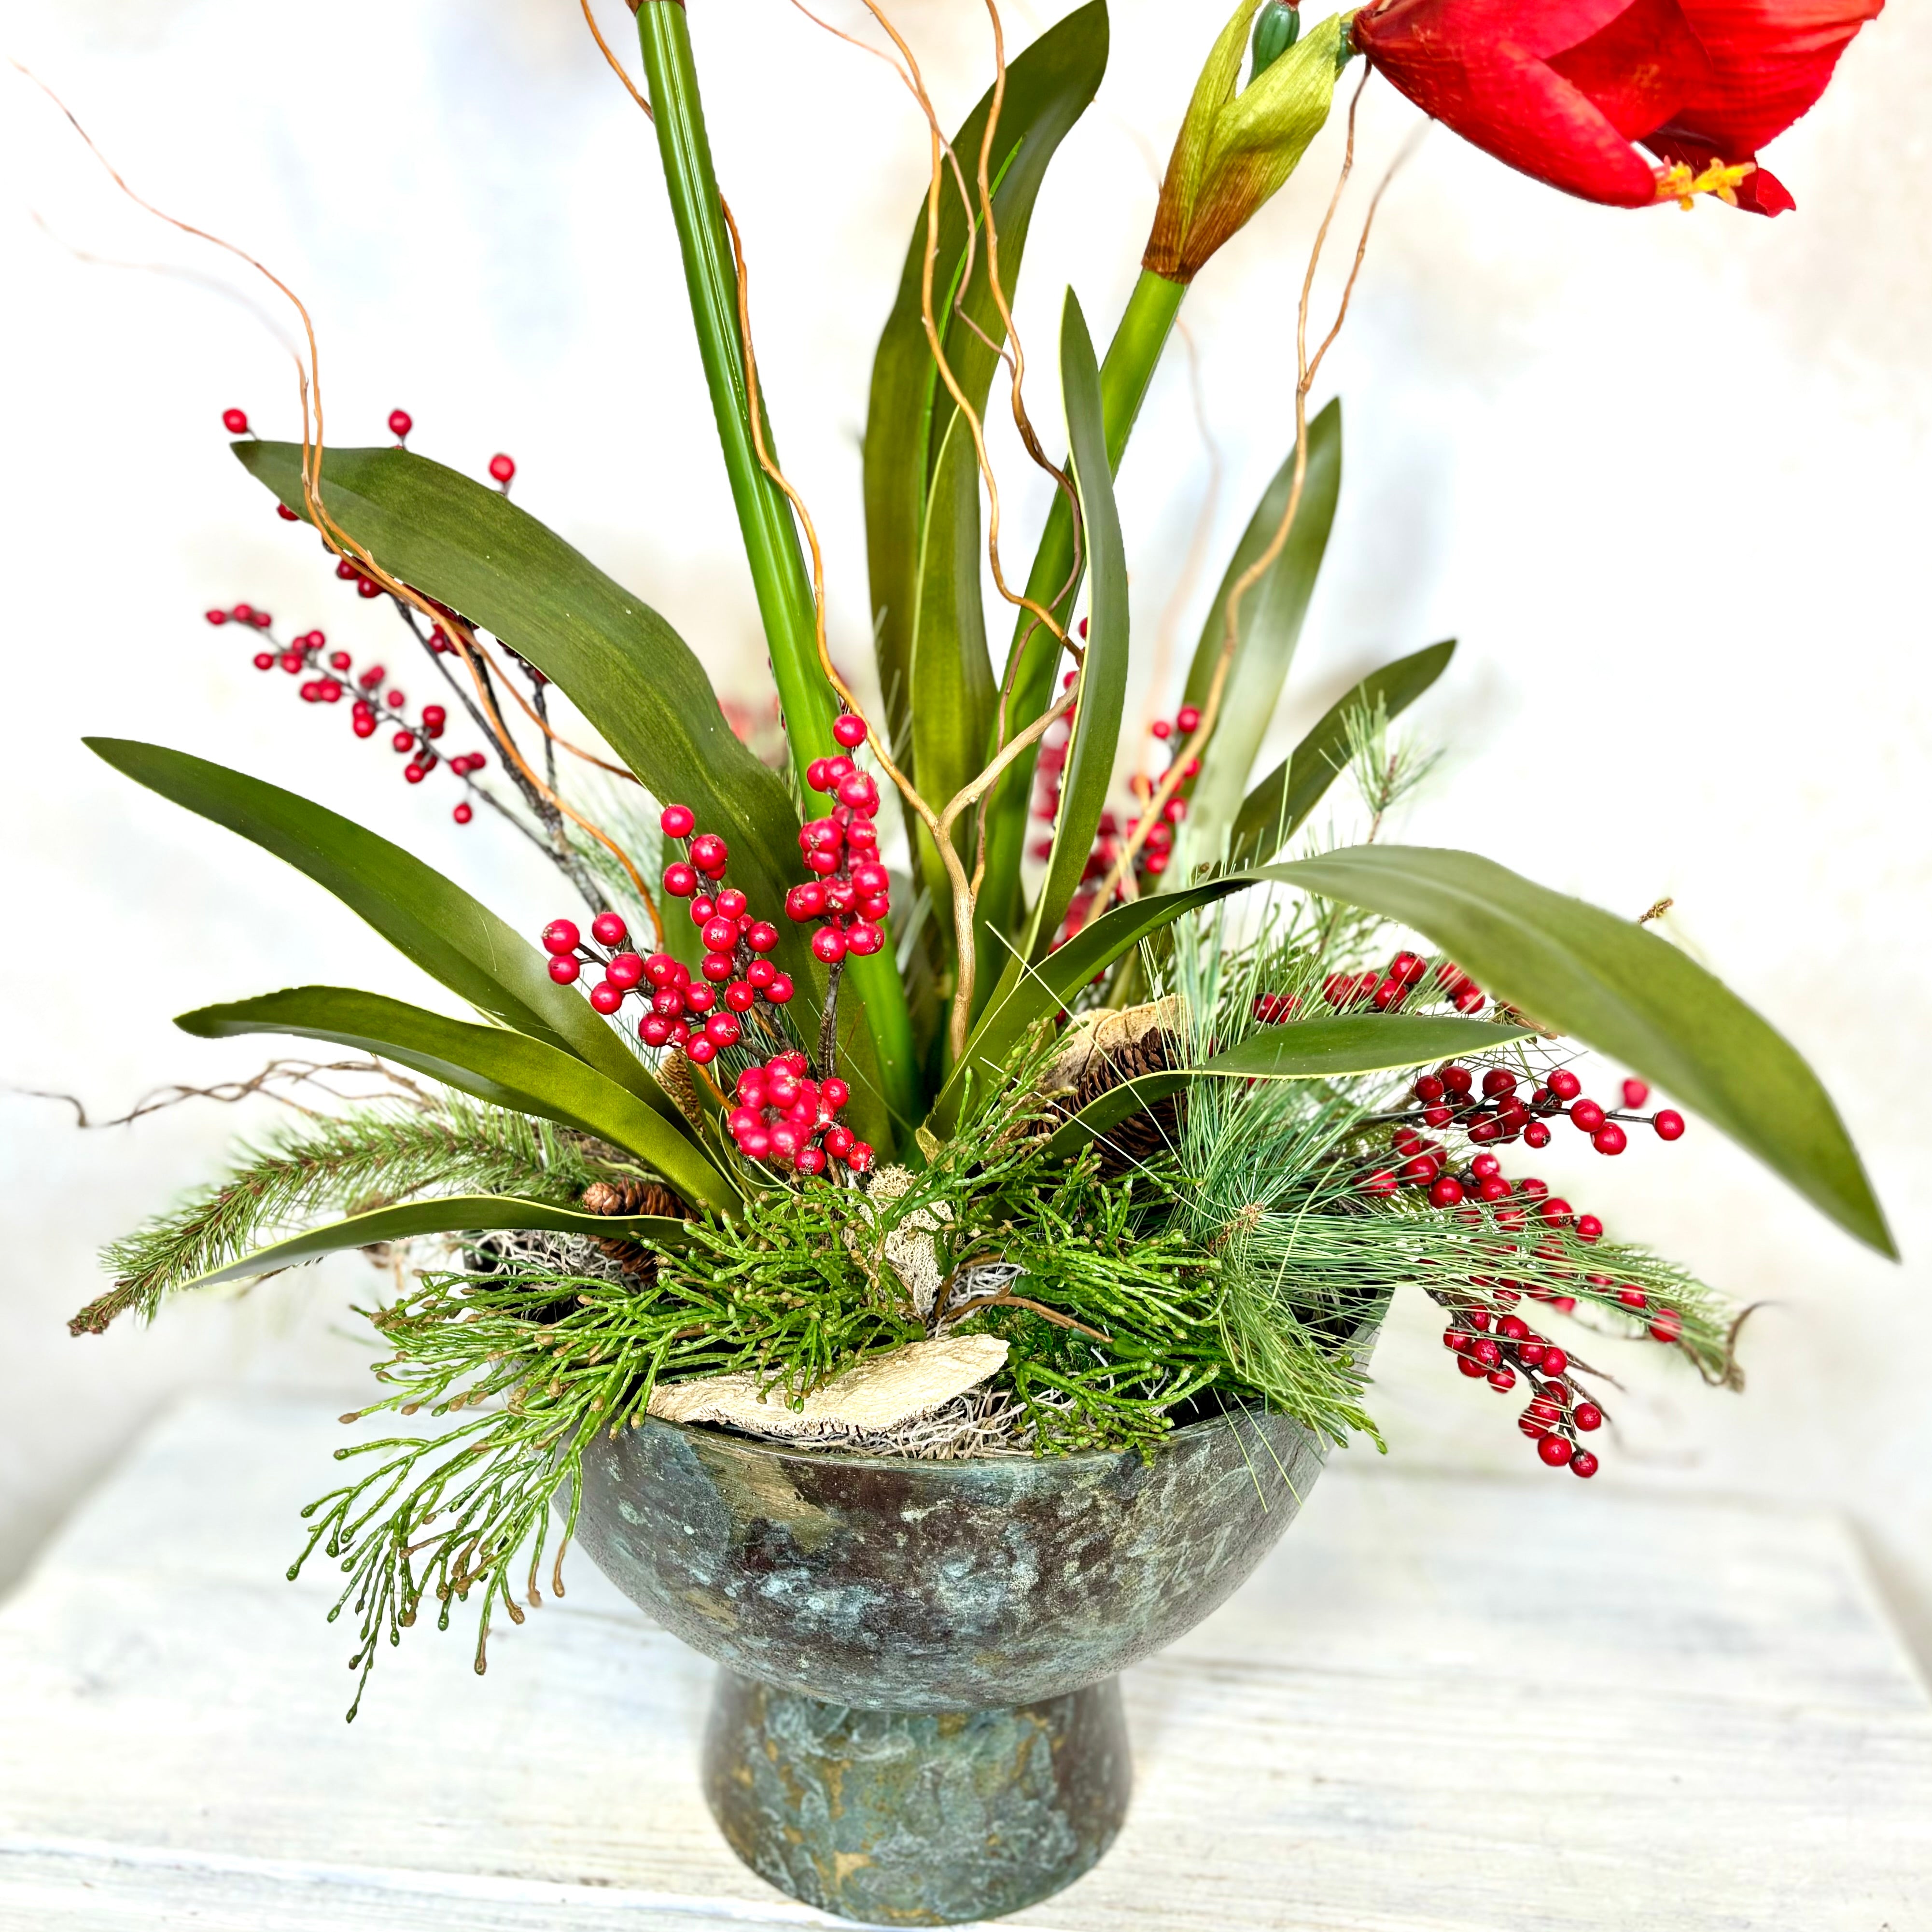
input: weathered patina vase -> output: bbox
[576,1409,1324,1925]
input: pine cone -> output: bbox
[580,1178,689,1220]
[578,1178,690,1290]
[1070,1024,1186,1177]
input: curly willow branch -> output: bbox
[1100,71,1406,908]
[837,0,1071,652]
[583,0,654,118]
[16,57,659,939]
[781,0,1091,1054]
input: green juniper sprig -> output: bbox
[305,1197,934,1719]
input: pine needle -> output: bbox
[90,1098,602,1325]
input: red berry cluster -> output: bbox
[1348,1048,1700,1481]
[1028,654,1206,945]
[1364,1138,1610,1242]
[1364,1058,1685,1169]
[545,812,800,1063]
[1136,700,1204,876]
[205,605,487,824]
[1441,1293,1606,1478]
[1325,949,1489,1017]
[1031,677,1196,918]
[787,716,890,965]
[725,1052,873,1176]
[658,804,798,1017]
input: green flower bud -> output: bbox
[1144,6,1353,286]
[1250,1,1301,83]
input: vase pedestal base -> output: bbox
[700,1670,1132,1926]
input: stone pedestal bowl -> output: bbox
[576,1408,1325,1926]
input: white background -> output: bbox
[1,0,1927,1664]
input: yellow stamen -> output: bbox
[1654,158,1757,211]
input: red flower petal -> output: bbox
[1674,0,1884,155]
[1547,0,1712,137]
[1353,0,1662,206]
[1354,0,1882,212]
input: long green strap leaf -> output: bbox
[934,876,1252,1132]
[939,842,1889,1255]
[909,414,997,951]
[633,3,918,1133]
[178,986,738,1212]
[1177,400,1342,854]
[1023,291,1131,964]
[975,267,1187,983]
[1264,847,1894,1257]
[1229,639,1456,868]
[1036,1012,1531,1162]
[633,3,829,790]
[86,738,681,1122]
[231,442,801,931]
[1204,1012,1535,1078]
[864,0,1108,771]
[177,1196,698,1292]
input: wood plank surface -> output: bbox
[1,1393,1927,1931]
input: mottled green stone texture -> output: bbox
[703,1673,1131,1925]
[575,1409,1325,1922]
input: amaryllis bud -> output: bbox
[1144,2,1350,284]
[1249,0,1299,79]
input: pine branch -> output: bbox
[87,1099,603,1327]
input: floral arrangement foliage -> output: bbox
[70,0,1889,1712]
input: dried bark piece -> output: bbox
[646,1335,1010,1441]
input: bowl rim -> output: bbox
[623,1400,1311,1480]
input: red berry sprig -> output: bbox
[1439,1282,1627,1480]
[1358,1056,1686,1166]
[546,805,797,1065]
[206,606,488,823]
[724,1052,873,1176]
[1349,1046,1703,1479]
[1031,663,1197,941]
[1316,949,1489,1017]
[1128,700,1200,883]
[788,717,891,965]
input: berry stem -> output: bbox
[817,957,845,1083]
[392,602,616,920]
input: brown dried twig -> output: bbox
[1098,75,1414,909]
[13,1060,434,1128]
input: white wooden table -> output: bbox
[1,1393,1927,1931]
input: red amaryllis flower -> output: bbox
[1352,0,1883,215]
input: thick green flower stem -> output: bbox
[972,267,1188,1003]
[635,0,919,1135]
